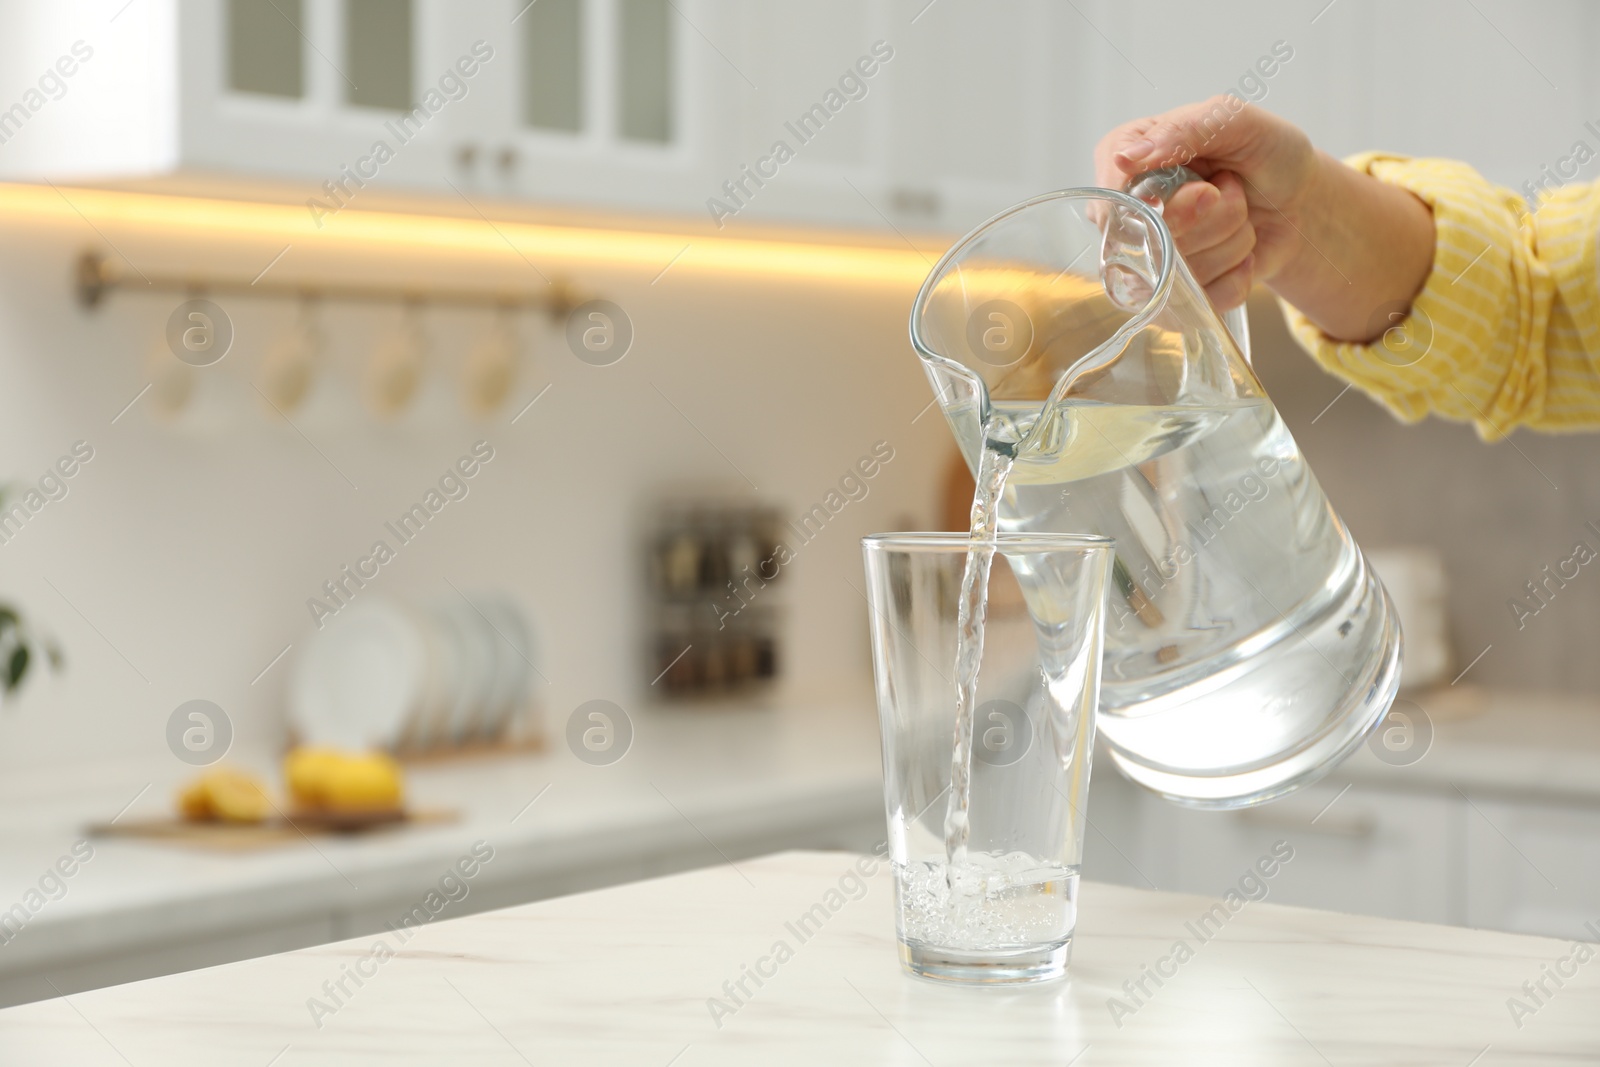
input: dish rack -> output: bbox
[288,592,543,757]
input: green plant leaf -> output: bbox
[5,644,28,691]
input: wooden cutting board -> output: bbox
[87,809,458,852]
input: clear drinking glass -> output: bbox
[862,532,1113,983]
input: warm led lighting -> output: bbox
[1,182,938,287]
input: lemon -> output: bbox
[283,747,344,808]
[177,767,273,824]
[284,747,404,811]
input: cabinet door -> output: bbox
[174,0,481,191]
[178,0,726,212]
[877,0,1058,234]
[182,0,397,183]
[719,0,1065,234]
[1465,797,1600,939]
[390,0,512,191]
[475,0,734,217]
[720,0,892,230]
[1149,780,1464,924]
[1081,761,1167,890]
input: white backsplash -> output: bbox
[0,210,948,773]
[6,216,1591,780]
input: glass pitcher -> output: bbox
[910,183,1402,809]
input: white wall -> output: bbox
[0,206,950,777]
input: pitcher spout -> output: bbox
[910,188,1259,459]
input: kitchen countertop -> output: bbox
[0,696,886,990]
[2,685,1597,1004]
[3,849,1596,1065]
[1337,686,1600,803]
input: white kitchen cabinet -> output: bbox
[0,0,738,217]
[1108,763,1600,937]
[463,0,746,215]
[176,0,508,193]
[716,0,1594,236]
[1138,780,1465,925]
[875,0,1061,233]
[1464,795,1600,940]
[0,0,470,187]
[0,0,1078,232]
[717,0,893,231]
[722,0,1075,235]
[3,0,1596,229]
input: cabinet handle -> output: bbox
[1238,806,1377,840]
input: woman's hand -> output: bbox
[1094,97,1319,310]
[1093,97,1436,342]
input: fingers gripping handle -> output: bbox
[1124,165,1253,364]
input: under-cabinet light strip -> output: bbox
[0,183,936,288]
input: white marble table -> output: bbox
[2,851,1596,1065]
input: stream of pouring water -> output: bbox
[942,443,1014,874]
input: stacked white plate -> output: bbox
[289,593,536,751]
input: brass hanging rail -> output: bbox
[73,249,583,320]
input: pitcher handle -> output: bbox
[1124,165,1253,364]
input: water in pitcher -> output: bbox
[946,391,1385,804]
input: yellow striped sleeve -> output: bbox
[1279,152,1600,440]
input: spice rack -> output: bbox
[646,499,785,700]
